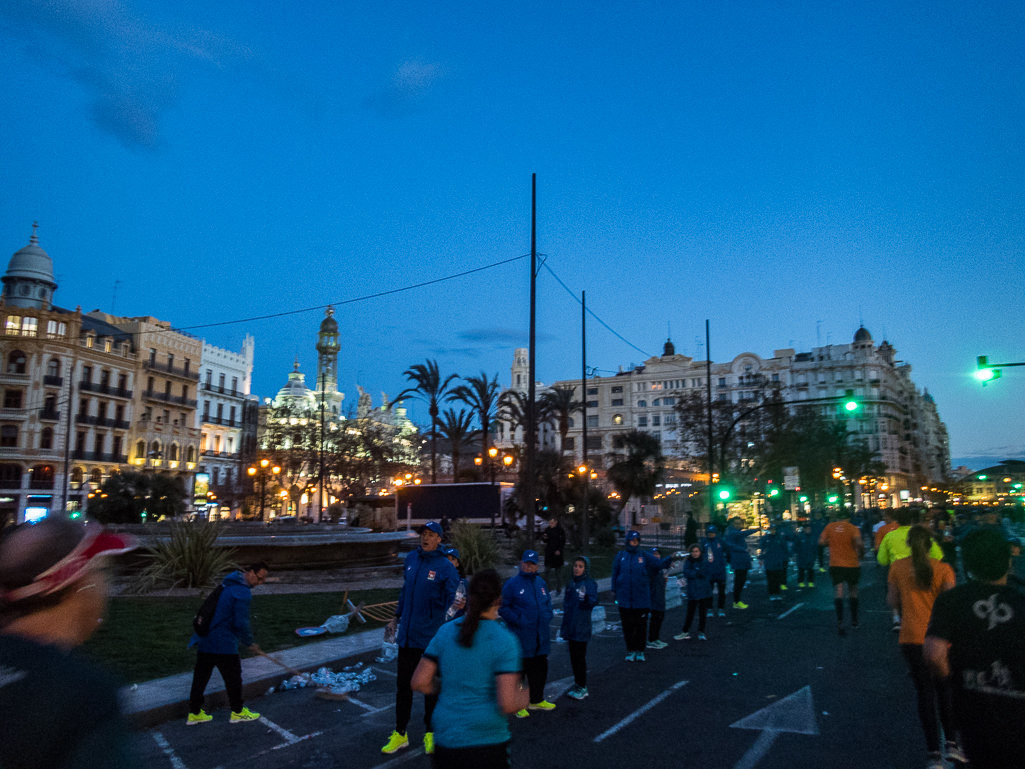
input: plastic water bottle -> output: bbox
[447,580,466,619]
[577,585,586,600]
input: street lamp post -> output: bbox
[475,448,514,530]
[247,458,280,522]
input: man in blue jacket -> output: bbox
[382,521,459,755]
[187,561,268,725]
[701,525,730,617]
[724,516,759,609]
[501,550,556,717]
[611,531,674,661]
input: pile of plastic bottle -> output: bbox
[274,662,377,695]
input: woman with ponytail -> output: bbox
[411,569,528,769]
[887,526,961,768]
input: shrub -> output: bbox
[130,520,237,593]
[595,527,617,549]
[448,522,500,575]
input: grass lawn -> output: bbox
[84,588,398,684]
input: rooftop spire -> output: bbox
[30,221,38,245]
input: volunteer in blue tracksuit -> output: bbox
[500,550,556,717]
[187,562,268,724]
[674,544,713,640]
[724,517,758,609]
[382,522,459,756]
[611,531,675,662]
[646,547,670,649]
[760,522,791,601]
[794,526,819,587]
[701,525,730,617]
[560,556,598,700]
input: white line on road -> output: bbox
[373,667,398,676]
[777,603,803,619]
[733,729,779,769]
[260,716,301,744]
[593,679,688,743]
[345,696,389,715]
[369,747,425,769]
[152,731,189,769]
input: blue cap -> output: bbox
[627,530,640,542]
[423,521,443,536]
[650,547,661,554]
[445,547,461,560]
[522,549,539,563]
[706,524,718,533]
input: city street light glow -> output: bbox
[975,368,995,382]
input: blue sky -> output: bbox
[1,0,1022,466]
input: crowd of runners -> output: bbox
[1,506,1022,769]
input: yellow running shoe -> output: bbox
[528,700,557,711]
[733,601,749,609]
[229,707,260,723]
[780,584,788,591]
[381,731,409,754]
[424,733,435,755]
[187,710,212,725]
[515,709,530,718]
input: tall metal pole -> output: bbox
[581,290,589,554]
[319,371,325,524]
[58,355,77,518]
[706,319,714,521]
[525,174,538,547]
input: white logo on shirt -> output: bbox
[973,593,1014,630]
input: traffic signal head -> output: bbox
[768,489,779,497]
[843,389,858,412]
[828,495,839,504]
[975,356,1002,384]
[718,489,731,501]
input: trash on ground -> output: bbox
[323,615,351,634]
[376,641,398,663]
[276,663,376,694]
[296,626,328,637]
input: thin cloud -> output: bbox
[1,0,254,149]
[363,58,444,118]
[459,328,556,345]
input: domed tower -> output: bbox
[852,325,873,354]
[663,338,675,357]
[2,223,57,310]
[314,306,344,415]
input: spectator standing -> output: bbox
[925,528,1025,769]
[611,531,674,661]
[0,518,139,769]
[646,547,670,649]
[724,517,758,609]
[683,513,698,549]
[810,511,828,573]
[888,526,959,768]
[819,510,863,635]
[760,522,791,601]
[411,570,527,769]
[500,550,556,718]
[793,526,818,588]
[701,525,730,616]
[541,517,566,596]
[674,544,713,640]
[560,556,598,700]
[187,562,269,724]
[382,522,459,756]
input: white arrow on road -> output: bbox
[730,686,819,769]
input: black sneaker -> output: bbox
[851,621,859,629]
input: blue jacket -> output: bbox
[682,557,713,601]
[793,532,819,567]
[395,547,459,649]
[189,571,254,654]
[649,564,669,612]
[560,575,598,642]
[500,570,554,657]
[723,527,757,570]
[612,545,674,609]
[700,537,729,581]
[810,518,827,540]
[759,532,791,571]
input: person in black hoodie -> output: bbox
[542,517,567,596]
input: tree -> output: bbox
[539,385,581,453]
[397,359,457,484]
[498,389,530,439]
[434,408,476,482]
[606,430,665,524]
[450,372,501,460]
[88,471,188,524]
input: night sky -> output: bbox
[1,0,1022,467]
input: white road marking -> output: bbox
[369,747,425,769]
[593,679,688,743]
[152,731,189,769]
[544,675,576,701]
[260,716,301,744]
[730,686,819,769]
[373,667,398,676]
[733,729,779,769]
[776,603,803,619]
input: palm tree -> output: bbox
[450,372,501,459]
[607,430,665,524]
[396,359,457,484]
[435,408,476,482]
[498,390,530,442]
[539,386,581,454]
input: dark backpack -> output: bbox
[192,584,225,637]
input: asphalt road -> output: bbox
[135,558,933,769]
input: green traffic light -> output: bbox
[978,475,987,481]
[768,489,779,497]
[975,368,995,382]
[828,495,839,503]
[799,496,808,502]
[718,489,731,501]
[844,400,858,412]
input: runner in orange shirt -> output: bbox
[818,509,863,636]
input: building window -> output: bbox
[586,387,598,395]
[212,467,220,485]
[71,467,84,484]
[6,351,26,374]
[772,374,779,382]
[611,386,623,393]
[136,440,146,459]
[20,317,37,336]
[638,416,648,427]
[104,338,112,352]
[0,426,18,447]
[5,316,21,335]
[585,400,598,408]
[652,415,661,427]
[563,437,575,451]
[46,359,60,377]
[586,415,598,428]
[83,366,94,384]
[586,436,602,451]
[719,378,726,386]
[568,417,575,429]
[613,414,624,425]
[663,397,675,406]
[611,398,623,406]
[216,403,224,420]
[186,446,196,463]
[4,390,22,409]
[169,444,180,461]
[612,435,626,449]
[229,406,236,423]
[653,399,660,407]
[664,413,676,426]
[231,377,238,393]
[90,468,102,485]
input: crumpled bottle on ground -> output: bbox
[323,614,351,634]
[376,641,398,663]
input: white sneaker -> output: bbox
[673,631,691,640]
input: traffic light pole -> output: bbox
[581,290,589,555]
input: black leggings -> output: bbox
[710,579,726,609]
[397,646,437,734]
[433,741,510,769]
[797,567,816,584]
[767,569,786,595]
[568,640,587,688]
[189,652,243,714]
[817,545,826,569]
[683,598,711,632]
[733,570,749,603]
[618,607,648,652]
[522,655,548,704]
[901,644,956,754]
[648,610,664,642]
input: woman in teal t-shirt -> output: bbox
[412,570,527,768]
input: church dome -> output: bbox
[853,326,872,343]
[6,225,55,286]
[319,305,338,334]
